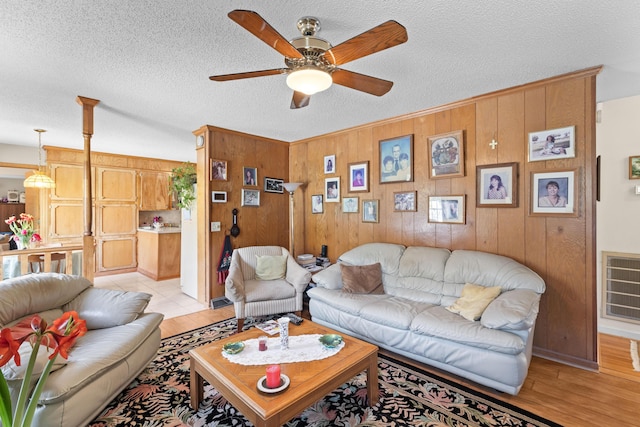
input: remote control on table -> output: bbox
[285,313,304,325]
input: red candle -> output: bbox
[265,364,281,388]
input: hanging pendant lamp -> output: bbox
[23,129,56,189]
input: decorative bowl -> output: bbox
[319,334,343,348]
[223,341,245,354]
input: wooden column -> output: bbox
[76,96,100,282]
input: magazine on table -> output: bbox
[255,319,279,335]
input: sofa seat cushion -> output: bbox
[306,287,389,316]
[359,296,435,329]
[411,306,525,355]
[244,279,295,303]
[35,313,162,404]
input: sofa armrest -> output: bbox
[311,263,344,290]
[480,289,541,331]
[285,257,312,293]
[225,255,245,302]
[63,288,151,330]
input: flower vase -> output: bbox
[15,237,29,250]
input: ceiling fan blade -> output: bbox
[209,69,288,81]
[324,20,408,66]
[290,91,310,109]
[331,69,393,96]
[228,10,304,59]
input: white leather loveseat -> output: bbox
[0,273,163,426]
[307,243,545,395]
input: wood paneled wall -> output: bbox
[289,67,600,368]
[195,126,290,302]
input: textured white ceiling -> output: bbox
[1,1,640,162]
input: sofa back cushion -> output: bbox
[442,250,545,305]
[0,273,91,328]
[385,246,451,303]
[338,243,405,277]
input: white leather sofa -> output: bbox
[0,273,163,426]
[307,243,545,395]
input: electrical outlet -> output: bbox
[636,185,640,195]
[211,221,221,232]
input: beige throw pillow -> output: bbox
[340,263,384,294]
[255,255,287,280]
[447,283,501,321]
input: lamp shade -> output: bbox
[24,171,56,188]
[282,182,302,193]
[286,69,332,95]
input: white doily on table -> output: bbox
[222,334,345,365]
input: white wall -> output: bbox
[596,94,640,340]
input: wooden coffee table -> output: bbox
[189,319,378,427]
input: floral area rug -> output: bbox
[88,318,562,427]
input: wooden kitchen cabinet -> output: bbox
[97,167,136,202]
[137,229,181,280]
[97,236,137,271]
[138,171,172,210]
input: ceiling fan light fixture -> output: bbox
[286,68,332,95]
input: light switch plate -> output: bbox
[635,185,640,195]
[211,221,221,232]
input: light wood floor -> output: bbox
[161,308,640,427]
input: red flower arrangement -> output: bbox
[0,311,87,427]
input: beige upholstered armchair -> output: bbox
[225,246,312,332]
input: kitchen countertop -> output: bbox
[138,227,181,234]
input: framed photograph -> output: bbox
[264,177,284,193]
[348,161,369,192]
[379,134,413,183]
[324,155,336,174]
[241,189,260,207]
[630,155,640,179]
[342,197,359,213]
[531,170,576,215]
[211,159,227,181]
[211,191,227,203]
[428,195,465,224]
[528,126,575,162]
[243,167,258,187]
[427,130,464,179]
[393,191,417,212]
[476,163,518,207]
[311,194,324,214]
[325,177,340,203]
[362,199,379,223]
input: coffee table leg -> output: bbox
[190,360,204,409]
[366,353,379,405]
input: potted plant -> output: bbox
[170,162,197,209]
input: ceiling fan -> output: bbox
[209,10,408,109]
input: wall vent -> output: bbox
[603,252,640,324]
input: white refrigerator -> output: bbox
[180,203,198,299]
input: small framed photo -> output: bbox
[379,135,413,183]
[211,191,227,203]
[264,177,284,193]
[325,177,340,203]
[348,161,369,192]
[393,191,417,212]
[630,155,640,179]
[428,195,465,224]
[528,126,575,162]
[311,194,324,214]
[211,159,227,181]
[362,199,379,223]
[241,189,260,207]
[531,170,576,216]
[243,167,258,187]
[342,197,359,213]
[324,155,335,174]
[476,163,518,207]
[427,130,464,179]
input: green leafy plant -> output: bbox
[170,162,197,209]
